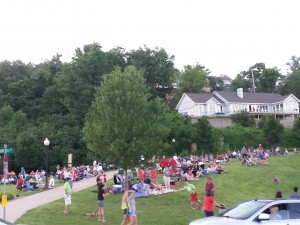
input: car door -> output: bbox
[259,203,293,225]
[288,203,300,225]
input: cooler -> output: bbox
[113,185,122,193]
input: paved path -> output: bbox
[0,171,116,223]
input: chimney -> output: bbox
[237,88,243,98]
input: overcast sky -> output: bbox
[1,0,299,78]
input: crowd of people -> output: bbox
[7,143,299,224]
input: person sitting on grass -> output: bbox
[177,180,203,209]
[216,163,224,174]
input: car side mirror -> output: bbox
[258,213,270,221]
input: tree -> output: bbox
[207,76,224,91]
[279,69,300,99]
[232,110,256,127]
[258,68,281,93]
[125,46,176,94]
[193,117,213,155]
[232,73,251,91]
[286,55,300,73]
[291,116,300,148]
[260,116,283,148]
[232,63,265,92]
[54,43,123,122]
[178,64,209,93]
[83,66,171,188]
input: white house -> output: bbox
[176,88,300,119]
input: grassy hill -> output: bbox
[17,154,300,225]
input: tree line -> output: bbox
[0,42,300,173]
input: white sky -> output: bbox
[1,0,299,78]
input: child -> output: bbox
[177,180,202,209]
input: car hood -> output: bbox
[189,216,239,225]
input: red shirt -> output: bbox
[169,158,176,166]
[150,169,157,178]
[160,158,168,167]
[204,196,214,212]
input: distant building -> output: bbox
[176,88,300,120]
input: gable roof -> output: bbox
[185,93,222,104]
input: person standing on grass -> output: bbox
[177,180,203,209]
[163,166,171,191]
[203,190,221,217]
[97,181,109,222]
[205,177,215,196]
[63,177,72,215]
[127,189,138,225]
[121,190,130,225]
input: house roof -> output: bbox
[184,91,300,105]
[185,93,222,103]
[214,91,295,104]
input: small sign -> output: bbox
[2,195,7,207]
[0,148,15,154]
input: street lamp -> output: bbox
[251,69,258,93]
[43,138,50,189]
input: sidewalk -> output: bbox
[0,170,116,223]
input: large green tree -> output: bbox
[83,66,171,186]
[193,117,213,155]
[258,68,281,93]
[125,46,176,97]
[259,116,283,148]
[177,64,209,93]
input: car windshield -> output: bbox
[219,200,269,220]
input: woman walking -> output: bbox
[127,189,138,225]
[120,190,130,225]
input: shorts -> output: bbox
[123,208,129,215]
[97,200,105,208]
[64,194,71,206]
[129,209,136,217]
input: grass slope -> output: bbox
[17,154,300,225]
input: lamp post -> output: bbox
[251,69,258,93]
[172,138,175,152]
[43,138,50,189]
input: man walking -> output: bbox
[63,177,72,214]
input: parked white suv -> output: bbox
[189,199,300,225]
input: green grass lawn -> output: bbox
[0,179,65,200]
[17,154,300,225]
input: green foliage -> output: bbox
[213,125,264,151]
[84,66,171,171]
[260,116,284,148]
[291,116,300,147]
[178,64,209,93]
[193,117,213,154]
[258,68,281,93]
[0,105,14,126]
[166,113,196,156]
[232,110,256,127]
[126,46,176,91]
[232,73,251,91]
